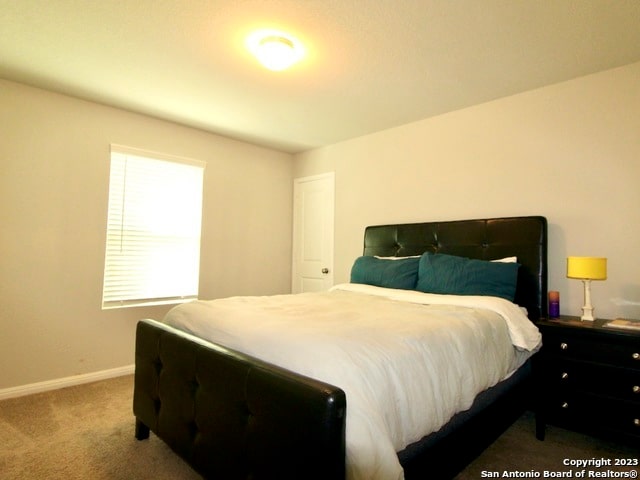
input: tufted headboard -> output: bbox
[362,216,548,320]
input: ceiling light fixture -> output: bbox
[246,30,304,71]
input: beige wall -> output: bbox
[0,79,293,390]
[3,62,639,391]
[294,62,640,322]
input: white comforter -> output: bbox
[162,283,542,480]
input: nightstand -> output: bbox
[534,316,640,445]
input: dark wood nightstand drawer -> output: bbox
[535,317,640,444]
[544,391,640,439]
[542,333,640,370]
[542,359,640,401]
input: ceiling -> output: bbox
[2,1,640,154]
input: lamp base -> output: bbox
[580,306,595,322]
[580,279,595,321]
[580,278,595,322]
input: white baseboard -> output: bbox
[0,364,135,401]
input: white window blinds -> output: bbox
[102,145,205,309]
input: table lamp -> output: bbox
[566,256,607,321]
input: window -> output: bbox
[102,145,205,309]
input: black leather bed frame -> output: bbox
[133,215,547,479]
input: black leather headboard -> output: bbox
[363,216,548,320]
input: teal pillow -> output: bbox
[350,256,420,290]
[415,253,519,301]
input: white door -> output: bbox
[291,173,335,293]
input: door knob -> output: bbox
[321,268,329,274]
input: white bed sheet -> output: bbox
[162,283,542,480]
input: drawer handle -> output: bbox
[634,386,640,394]
[561,372,569,380]
[562,402,569,409]
[633,353,640,360]
[560,343,568,350]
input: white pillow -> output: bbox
[377,255,517,262]
[492,256,518,263]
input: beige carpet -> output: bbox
[0,375,200,480]
[0,375,637,479]
[456,410,638,479]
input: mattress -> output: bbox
[162,283,542,480]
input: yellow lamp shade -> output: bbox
[566,257,607,280]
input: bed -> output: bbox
[133,215,548,479]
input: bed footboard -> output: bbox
[133,319,347,480]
